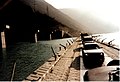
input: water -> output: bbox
[0,38,74,81]
[0,32,119,81]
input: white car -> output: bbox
[82,43,105,69]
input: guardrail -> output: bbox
[93,38,119,51]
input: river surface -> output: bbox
[0,38,74,81]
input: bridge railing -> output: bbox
[92,36,119,51]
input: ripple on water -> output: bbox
[0,38,74,81]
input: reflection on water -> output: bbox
[0,38,73,81]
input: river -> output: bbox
[0,38,74,81]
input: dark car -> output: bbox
[80,33,89,39]
[82,35,94,44]
[84,66,120,81]
[82,43,104,69]
[107,60,120,66]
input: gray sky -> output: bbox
[21,0,120,34]
[45,0,120,34]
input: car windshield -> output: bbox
[84,44,100,50]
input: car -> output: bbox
[107,60,120,66]
[80,33,89,39]
[82,35,94,44]
[82,43,105,69]
[84,66,120,81]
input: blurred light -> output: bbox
[38,30,40,32]
[85,54,88,56]
[100,53,104,55]
[6,25,10,29]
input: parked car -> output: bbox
[107,60,120,66]
[82,35,94,44]
[82,43,105,69]
[80,33,89,39]
[84,66,120,81]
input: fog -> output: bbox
[45,0,120,34]
[60,8,119,34]
[21,0,120,34]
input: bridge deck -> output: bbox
[23,37,119,81]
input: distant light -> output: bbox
[6,25,10,29]
[38,30,40,32]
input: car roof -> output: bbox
[83,35,92,38]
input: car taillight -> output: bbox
[85,54,88,56]
[100,52,104,55]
